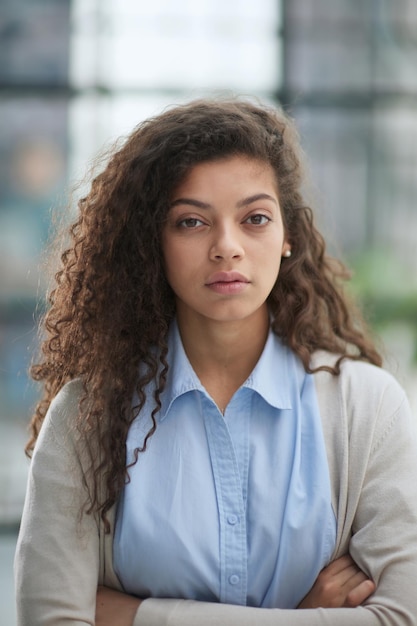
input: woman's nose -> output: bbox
[209,224,245,261]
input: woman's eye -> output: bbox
[177,217,205,229]
[245,214,270,225]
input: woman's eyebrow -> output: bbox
[170,198,211,209]
[236,193,278,208]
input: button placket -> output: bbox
[202,395,247,605]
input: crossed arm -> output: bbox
[95,554,376,625]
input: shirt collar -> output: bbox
[242,327,292,410]
[159,321,204,421]
[159,320,293,421]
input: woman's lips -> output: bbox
[205,271,249,295]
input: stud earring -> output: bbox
[283,249,292,258]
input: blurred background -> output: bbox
[1,0,416,622]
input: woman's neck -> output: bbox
[176,308,270,411]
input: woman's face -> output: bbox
[162,155,290,327]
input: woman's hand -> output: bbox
[297,554,376,609]
[96,586,142,626]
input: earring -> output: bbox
[283,249,292,258]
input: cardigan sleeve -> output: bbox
[14,381,100,626]
[136,600,382,625]
[346,373,417,624]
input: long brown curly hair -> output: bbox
[27,98,382,528]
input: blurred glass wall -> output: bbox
[283,0,417,395]
[0,0,70,524]
[1,3,70,620]
[68,0,282,177]
[284,0,417,261]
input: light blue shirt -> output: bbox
[113,321,336,608]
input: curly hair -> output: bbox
[27,98,382,528]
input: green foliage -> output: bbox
[348,250,417,362]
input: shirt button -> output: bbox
[227,514,238,525]
[229,574,240,585]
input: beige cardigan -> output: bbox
[15,353,417,625]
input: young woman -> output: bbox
[15,99,417,625]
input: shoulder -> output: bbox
[35,379,86,455]
[49,378,85,410]
[310,351,408,419]
[28,379,100,508]
[310,353,416,529]
[310,352,415,472]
